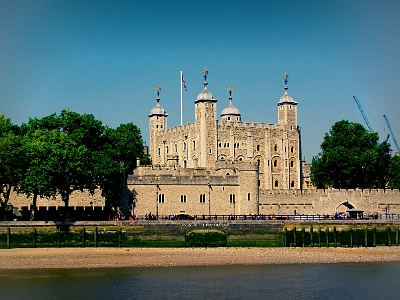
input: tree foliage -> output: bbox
[388,155,400,189]
[311,120,391,189]
[0,110,145,219]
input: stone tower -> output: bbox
[278,73,298,127]
[149,87,168,166]
[194,69,218,168]
[276,73,300,189]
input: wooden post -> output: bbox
[333,227,337,247]
[373,227,376,247]
[94,227,98,248]
[6,227,11,249]
[284,228,288,247]
[310,226,314,247]
[82,227,86,248]
[302,227,305,248]
[350,229,353,248]
[318,227,321,247]
[326,228,329,247]
[57,227,61,248]
[293,227,297,247]
[33,227,36,248]
[117,229,122,248]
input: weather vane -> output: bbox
[283,72,289,86]
[203,67,208,82]
[228,85,234,97]
[155,86,161,99]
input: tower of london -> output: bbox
[128,70,303,217]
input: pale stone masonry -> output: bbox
[129,73,304,216]
[127,72,400,217]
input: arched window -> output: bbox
[257,145,260,151]
[274,180,279,187]
[274,144,278,151]
[291,146,294,153]
[290,161,294,168]
[274,160,277,167]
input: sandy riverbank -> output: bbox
[1,247,400,269]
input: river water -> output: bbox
[1,262,398,299]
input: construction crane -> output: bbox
[353,96,374,132]
[383,115,400,153]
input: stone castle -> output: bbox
[126,70,400,218]
[6,70,400,219]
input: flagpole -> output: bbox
[180,70,183,126]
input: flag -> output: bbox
[182,74,187,91]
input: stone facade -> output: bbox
[127,72,400,218]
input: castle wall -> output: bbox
[6,189,105,210]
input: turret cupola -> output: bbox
[149,86,168,117]
[221,85,241,123]
[194,67,217,104]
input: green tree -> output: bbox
[20,110,104,209]
[0,134,26,213]
[387,155,400,189]
[105,123,144,173]
[311,120,390,189]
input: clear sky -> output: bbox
[1,0,399,161]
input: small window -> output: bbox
[257,145,260,151]
[291,146,294,153]
[183,142,186,151]
[181,195,187,203]
[291,181,295,188]
[275,180,279,187]
[274,145,278,151]
[200,194,206,203]
[166,146,169,154]
[193,140,196,150]
[290,161,294,168]
[247,193,251,201]
[158,148,161,156]
[228,117,230,120]
[274,160,277,167]
[158,194,164,203]
[230,194,235,203]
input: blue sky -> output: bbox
[1,0,399,161]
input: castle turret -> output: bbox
[149,86,168,165]
[220,85,241,124]
[194,68,218,168]
[276,73,300,189]
[278,73,298,127]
